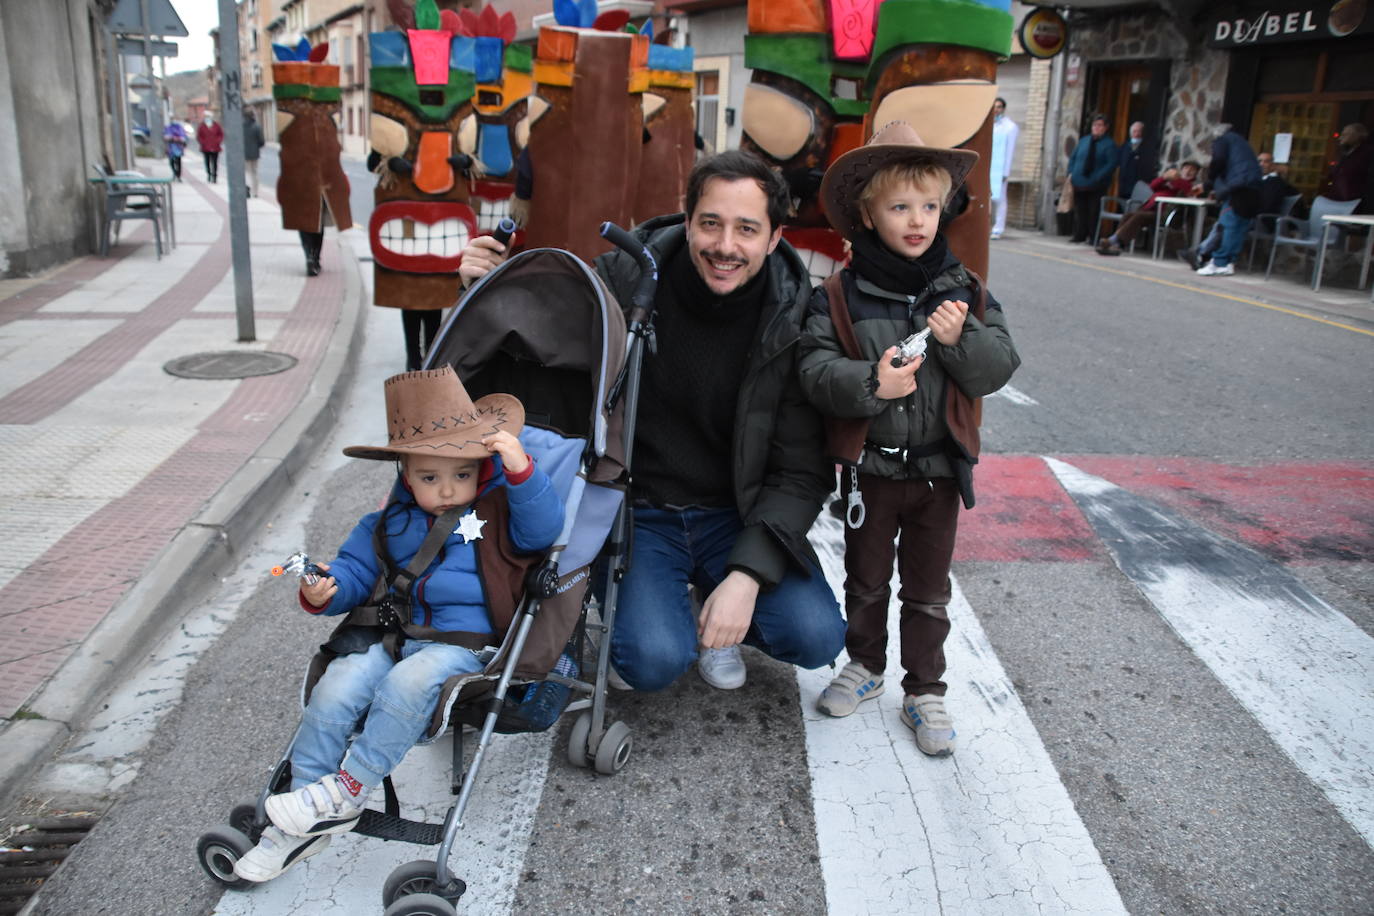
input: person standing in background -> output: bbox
[243,110,266,198]
[196,112,224,183]
[1117,121,1157,196]
[1066,114,1117,244]
[163,121,187,181]
[989,98,1018,241]
[1321,123,1372,214]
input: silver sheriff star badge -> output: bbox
[456,510,487,542]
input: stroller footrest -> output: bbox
[352,808,444,845]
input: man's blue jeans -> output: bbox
[1212,204,1253,267]
[608,506,845,691]
[292,640,484,789]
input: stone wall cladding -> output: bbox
[1055,11,1230,181]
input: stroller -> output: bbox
[196,225,659,915]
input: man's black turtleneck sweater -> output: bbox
[631,246,769,508]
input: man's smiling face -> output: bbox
[685,177,783,296]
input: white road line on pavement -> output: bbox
[1045,457,1374,848]
[214,730,551,915]
[987,384,1038,406]
[803,511,1126,915]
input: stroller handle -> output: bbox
[600,222,657,322]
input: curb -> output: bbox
[0,237,368,812]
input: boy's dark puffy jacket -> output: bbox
[798,250,1020,485]
[595,213,833,587]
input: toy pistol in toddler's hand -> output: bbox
[891,328,931,368]
[271,552,324,586]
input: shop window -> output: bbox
[1324,48,1374,92]
[1249,101,1336,198]
[1255,54,1317,95]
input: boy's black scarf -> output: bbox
[849,230,949,297]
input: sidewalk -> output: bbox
[0,158,369,807]
[997,227,1374,326]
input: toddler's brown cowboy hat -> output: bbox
[343,366,524,462]
[821,120,980,242]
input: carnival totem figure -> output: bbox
[272,39,353,277]
[742,0,1011,280]
[522,1,650,261]
[633,32,695,225]
[369,0,479,369]
[454,4,533,235]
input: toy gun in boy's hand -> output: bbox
[891,328,931,367]
[271,552,324,586]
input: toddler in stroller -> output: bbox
[198,237,645,914]
[233,365,564,883]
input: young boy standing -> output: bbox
[798,122,1020,756]
[234,366,564,881]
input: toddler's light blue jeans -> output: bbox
[291,639,484,789]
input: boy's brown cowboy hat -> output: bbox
[821,120,980,242]
[343,366,524,462]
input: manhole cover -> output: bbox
[163,351,298,379]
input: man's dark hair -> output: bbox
[684,149,791,231]
[1090,112,1109,126]
[995,97,1007,108]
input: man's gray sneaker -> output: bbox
[697,645,747,689]
[233,826,330,883]
[901,693,957,757]
[816,661,884,717]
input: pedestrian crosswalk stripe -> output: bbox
[803,511,1126,914]
[1047,456,1374,848]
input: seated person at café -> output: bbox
[1096,161,1204,256]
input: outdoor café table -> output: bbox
[1314,212,1374,294]
[1151,196,1209,260]
[89,173,176,252]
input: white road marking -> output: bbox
[213,729,553,915]
[987,384,1038,406]
[802,511,1126,914]
[1045,456,1374,848]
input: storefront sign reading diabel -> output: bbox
[1208,0,1370,47]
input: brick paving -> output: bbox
[0,163,347,717]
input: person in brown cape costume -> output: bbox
[272,38,354,277]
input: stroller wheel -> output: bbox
[383,891,458,916]
[229,802,262,841]
[384,859,466,907]
[567,712,591,768]
[594,721,633,775]
[196,826,254,890]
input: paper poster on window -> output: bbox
[1272,132,1293,163]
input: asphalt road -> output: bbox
[13,231,1374,915]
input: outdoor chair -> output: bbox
[1264,195,1361,289]
[1094,180,1152,247]
[93,163,164,259]
[1245,193,1303,271]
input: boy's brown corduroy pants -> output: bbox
[842,474,961,697]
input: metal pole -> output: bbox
[217,0,256,341]
[140,0,164,158]
[1039,43,1067,234]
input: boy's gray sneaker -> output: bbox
[697,645,747,689]
[233,826,331,882]
[901,693,957,757]
[816,661,884,717]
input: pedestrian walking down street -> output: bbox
[163,121,187,181]
[1066,113,1117,244]
[243,110,265,198]
[799,122,1020,757]
[196,112,223,183]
